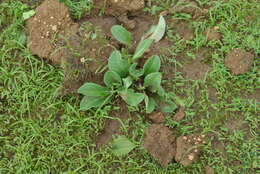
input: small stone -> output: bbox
[188,154,194,161]
[183,136,188,140]
[51,25,57,31]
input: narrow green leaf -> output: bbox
[143,55,161,75]
[144,72,162,92]
[133,39,153,60]
[23,10,35,20]
[122,76,133,89]
[108,50,130,78]
[120,89,145,107]
[145,95,156,113]
[78,83,110,96]
[111,25,133,46]
[112,136,135,156]
[80,96,109,111]
[104,71,122,87]
[129,63,144,78]
[149,16,166,42]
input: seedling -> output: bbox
[78,16,175,113]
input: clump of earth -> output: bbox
[144,124,206,167]
[224,48,254,75]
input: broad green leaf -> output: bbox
[133,39,153,60]
[149,16,166,42]
[145,95,156,113]
[112,136,135,156]
[23,10,35,20]
[157,85,166,97]
[104,71,122,87]
[120,89,145,107]
[122,76,133,89]
[143,55,161,75]
[80,95,110,111]
[142,25,157,40]
[108,50,130,78]
[129,63,144,78]
[144,72,162,92]
[111,25,133,46]
[160,100,177,113]
[78,83,110,96]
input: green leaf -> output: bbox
[145,95,156,113]
[143,55,161,76]
[122,76,133,89]
[78,83,110,96]
[104,71,122,87]
[112,136,135,156]
[111,25,133,46]
[160,100,177,113]
[149,16,166,42]
[23,10,36,20]
[133,39,153,60]
[144,72,162,92]
[129,63,144,78]
[80,95,110,111]
[108,51,130,78]
[119,89,145,107]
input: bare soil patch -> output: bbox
[175,134,205,166]
[148,112,165,124]
[225,48,254,75]
[143,124,176,167]
[26,0,79,64]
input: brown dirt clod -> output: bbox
[26,0,79,64]
[224,48,254,75]
[149,112,165,124]
[144,124,176,167]
[175,134,204,166]
[205,28,222,41]
[205,166,215,174]
[172,107,185,122]
[96,100,129,149]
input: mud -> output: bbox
[143,124,176,167]
[172,107,185,122]
[148,112,165,124]
[175,134,205,166]
[225,48,254,75]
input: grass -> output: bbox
[0,0,259,173]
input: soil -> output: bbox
[96,99,129,149]
[170,21,194,40]
[205,166,215,174]
[148,112,165,124]
[224,48,254,75]
[205,27,222,41]
[26,0,79,64]
[143,124,176,167]
[212,137,226,156]
[172,107,185,122]
[175,134,205,166]
[183,60,211,80]
[93,0,145,17]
